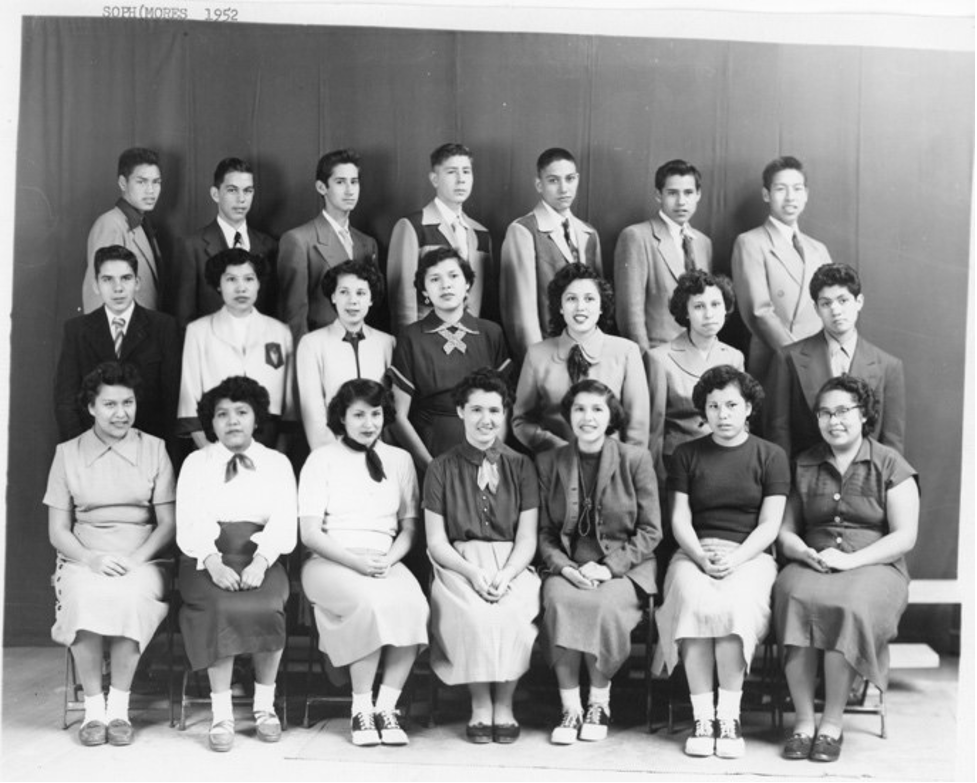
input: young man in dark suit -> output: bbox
[766,263,906,458]
[172,157,278,329]
[277,148,379,345]
[56,245,182,449]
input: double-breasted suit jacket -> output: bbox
[54,304,182,443]
[277,213,379,344]
[614,215,712,355]
[766,331,906,459]
[499,202,602,360]
[82,205,161,313]
[731,218,832,384]
[172,219,278,330]
[387,201,493,334]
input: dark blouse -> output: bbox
[571,450,603,563]
[423,440,539,543]
[793,438,917,579]
[388,310,511,457]
[667,434,790,544]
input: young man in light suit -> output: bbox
[172,157,278,329]
[81,148,164,313]
[614,159,711,356]
[277,149,379,345]
[499,147,601,360]
[731,155,832,387]
[387,143,493,334]
[57,245,181,449]
[766,263,906,459]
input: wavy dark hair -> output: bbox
[559,378,628,438]
[450,367,514,411]
[197,376,270,442]
[326,379,396,437]
[546,263,615,336]
[413,246,475,303]
[78,361,143,409]
[203,247,268,291]
[691,365,764,423]
[321,258,385,305]
[668,270,735,329]
[814,375,880,436]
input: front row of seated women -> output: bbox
[46,360,918,764]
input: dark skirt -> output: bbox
[178,521,289,671]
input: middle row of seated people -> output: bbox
[48,358,918,763]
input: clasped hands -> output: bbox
[561,561,612,590]
[86,551,143,577]
[468,566,517,603]
[697,544,741,580]
[801,546,853,572]
[205,553,269,591]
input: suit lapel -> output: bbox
[83,309,117,357]
[202,220,226,255]
[595,439,620,499]
[849,339,881,385]
[650,216,684,281]
[535,202,574,264]
[118,306,148,360]
[764,219,803,286]
[794,336,832,408]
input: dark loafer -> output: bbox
[492,723,520,744]
[782,732,813,760]
[79,720,107,747]
[465,722,493,744]
[106,719,134,746]
[810,733,843,762]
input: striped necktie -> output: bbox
[112,317,125,357]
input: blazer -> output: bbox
[512,329,650,454]
[172,219,278,330]
[647,332,744,472]
[387,200,493,334]
[766,331,906,458]
[54,304,182,444]
[731,218,832,384]
[614,215,712,354]
[82,206,161,313]
[536,438,662,594]
[277,213,378,344]
[177,308,295,435]
[499,202,602,360]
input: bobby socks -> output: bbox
[253,681,276,714]
[351,691,374,716]
[588,684,610,708]
[83,693,106,726]
[211,690,233,724]
[716,688,742,720]
[690,691,715,723]
[375,684,401,713]
[559,687,582,715]
[105,686,130,722]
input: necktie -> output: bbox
[343,329,365,378]
[792,232,806,262]
[476,449,501,495]
[562,219,581,264]
[224,452,255,482]
[112,317,125,357]
[832,344,852,377]
[338,226,354,258]
[681,231,696,272]
[342,435,386,483]
[232,231,243,248]
[567,343,592,385]
[453,219,469,260]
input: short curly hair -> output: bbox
[546,264,615,336]
[691,365,765,422]
[668,270,736,329]
[813,375,880,436]
[326,379,396,437]
[321,258,385,305]
[450,367,514,411]
[559,379,628,438]
[77,361,143,409]
[196,376,270,442]
[809,262,861,301]
[413,246,475,303]
[203,247,268,291]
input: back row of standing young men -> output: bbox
[68,143,905,458]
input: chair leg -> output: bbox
[63,651,74,730]
[179,668,190,731]
[879,688,887,739]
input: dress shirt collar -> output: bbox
[420,309,480,334]
[658,209,689,240]
[115,198,144,230]
[540,199,573,225]
[824,329,858,356]
[216,215,249,249]
[80,427,140,467]
[211,439,262,464]
[434,197,467,228]
[796,438,872,470]
[457,438,505,466]
[103,302,135,332]
[768,215,800,243]
[322,209,350,235]
[556,328,604,364]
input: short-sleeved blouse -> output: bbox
[44,428,175,525]
[299,440,419,552]
[424,441,539,543]
[667,434,790,543]
[793,438,917,578]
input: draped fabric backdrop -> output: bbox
[6,17,973,644]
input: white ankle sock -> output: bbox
[351,691,374,716]
[105,687,130,722]
[253,682,276,714]
[559,687,582,714]
[211,690,233,724]
[690,691,715,723]
[375,685,401,713]
[716,688,742,721]
[588,684,611,708]
[83,693,106,725]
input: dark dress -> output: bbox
[773,438,916,687]
[388,310,510,458]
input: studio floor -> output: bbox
[0,645,964,782]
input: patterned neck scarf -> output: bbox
[342,435,386,483]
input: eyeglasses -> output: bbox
[815,405,862,422]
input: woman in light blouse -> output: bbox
[299,379,428,747]
[296,259,395,449]
[176,376,297,752]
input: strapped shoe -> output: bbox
[350,711,381,746]
[106,718,133,746]
[492,723,520,744]
[782,732,814,760]
[578,703,610,742]
[465,722,492,744]
[810,732,843,763]
[550,710,583,745]
[684,718,716,757]
[715,718,745,759]
[208,719,235,752]
[79,719,107,747]
[254,710,282,743]
[376,710,408,746]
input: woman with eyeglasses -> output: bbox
[773,375,918,763]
